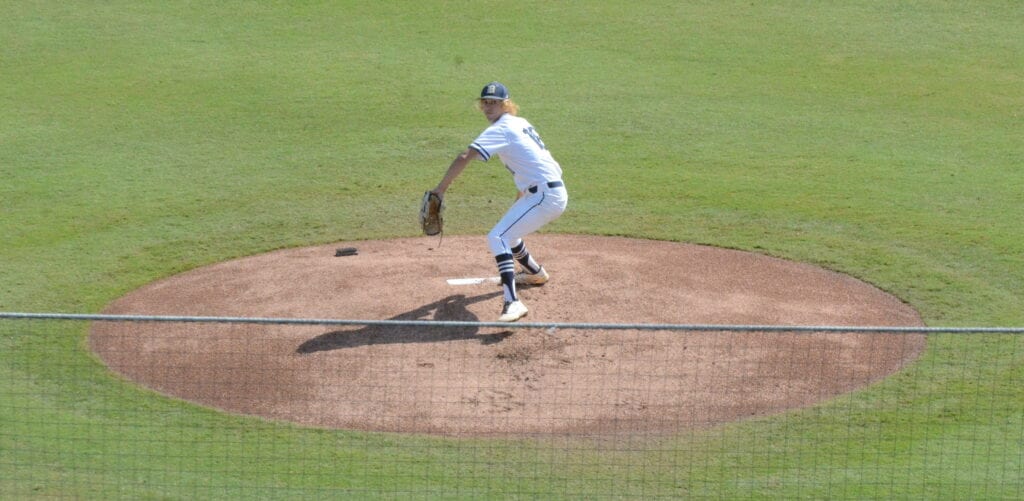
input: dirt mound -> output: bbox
[90,234,925,436]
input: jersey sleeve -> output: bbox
[468,123,509,162]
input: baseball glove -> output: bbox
[419,191,444,236]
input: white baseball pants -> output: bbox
[487,184,568,256]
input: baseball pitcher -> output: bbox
[430,82,568,322]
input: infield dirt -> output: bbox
[90,234,925,437]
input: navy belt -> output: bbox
[527,180,564,194]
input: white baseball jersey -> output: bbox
[469,114,563,192]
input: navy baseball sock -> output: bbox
[510,241,541,274]
[495,253,517,302]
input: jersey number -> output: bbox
[523,127,547,150]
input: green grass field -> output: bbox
[2,1,1021,498]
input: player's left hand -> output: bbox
[419,190,444,236]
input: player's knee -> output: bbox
[486,231,509,256]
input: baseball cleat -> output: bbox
[498,300,528,322]
[515,267,549,285]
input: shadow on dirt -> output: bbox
[296,292,511,353]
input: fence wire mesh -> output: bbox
[2,313,1021,499]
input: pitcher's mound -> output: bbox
[90,234,925,437]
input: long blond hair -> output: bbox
[478,99,519,116]
[502,99,519,116]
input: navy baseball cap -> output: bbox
[479,81,510,100]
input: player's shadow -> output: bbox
[296,291,510,354]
